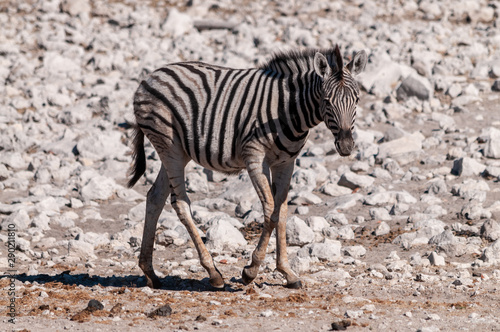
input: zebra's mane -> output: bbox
[258,45,344,78]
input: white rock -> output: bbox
[205,219,247,250]
[327,193,363,210]
[369,208,392,221]
[290,168,317,191]
[451,179,490,200]
[1,209,30,231]
[377,132,424,165]
[480,240,500,263]
[75,232,110,247]
[451,157,486,177]
[428,251,445,266]
[61,0,91,17]
[320,182,352,197]
[306,240,342,261]
[480,220,500,241]
[357,53,402,96]
[185,172,209,194]
[305,216,329,232]
[290,255,311,274]
[286,216,314,246]
[364,191,396,206]
[75,130,128,161]
[289,191,322,205]
[81,176,118,201]
[343,245,366,258]
[0,151,27,169]
[162,8,194,38]
[396,74,433,101]
[374,221,391,236]
[338,171,374,190]
[338,225,355,240]
[431,112,456,131]
[68,239,96,260]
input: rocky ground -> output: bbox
[1,0,500,331]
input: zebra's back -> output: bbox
[133,61,308,173]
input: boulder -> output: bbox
[376,132,425,166]
[205,219,247,250]
[286,216,314,246]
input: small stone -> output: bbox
[205,219,247,250]
[428,252,445,266]
[343,245,366,258]
[320,183,352,197]
[492,80,500,92]
[305,216,329,232]
[1,209,30,231]
[185,172,209,193]
[325,211,349,226]
[81,176,117,201]
[259,310,273,317]
[286,216,314,246]
[396,74,432,101]
[481,240,500,263]
[295,206,309,215]
[68,240,96,260]
[481,220,500,241]
[306,240,342,261]
[331,319,351,331]
[86,299,104,312]
[376,132,424,166]
[162,8,193,38]
[148,304,172,318]
[338,171,374,190]
[374,222,391,236]
[451,157,486,177]
[426,313,440,321]
[369,207,392,221]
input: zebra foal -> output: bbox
[128,45,367,289]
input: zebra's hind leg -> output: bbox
[271,162,301,288]
[139,165,170,289]
[242,158,275,285]
[163,153,225,289]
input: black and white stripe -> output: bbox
[130,46,364,182]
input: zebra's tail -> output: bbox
[127,125,146,188]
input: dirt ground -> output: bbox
[2,93,500,331]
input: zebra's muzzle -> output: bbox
[335,129,354,157]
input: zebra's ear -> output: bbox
[346,50,367,75]
[313,52,332,79]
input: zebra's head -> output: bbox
[313,47,367,156]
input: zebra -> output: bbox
[127,45,367,289]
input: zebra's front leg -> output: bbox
[242,158,275,285]
[271,162,301,288]
[139,165,170,289]
[166,163,224,288]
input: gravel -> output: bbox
[1,0,500,330]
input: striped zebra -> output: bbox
[128,45,367,289]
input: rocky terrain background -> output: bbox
[1,0,500,331]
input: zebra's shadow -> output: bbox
[4,272,242,292]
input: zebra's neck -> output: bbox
[287,70,323,133]
[259,49,335,135]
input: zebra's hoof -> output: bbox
[285,280,302,289]
[209,275,225,289]
[146,275,162,289]
[241,267,255,285]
